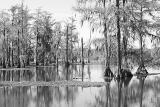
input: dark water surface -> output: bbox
[0,65,160,107]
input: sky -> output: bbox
[0,0,153,48]
[0,0,93,43]
[0,0,74,19]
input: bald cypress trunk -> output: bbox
[103,0,109,68]
[11,43,14,67]
[103,0,113,77]
[21,2,25,68]
[2,27,6,68]
[87,47,90,63]
[140,4,144,68]
[116,0,122,77]
[8,45,11,67]
[140,32,144,66]
[104,24,109,67]
[65,26,70,67]
[136,4,148,75]
[36,27,39,66]
[2,46,6,68]
[17,30,21,68]
[123,0,128,69]
[7,34,11,67]
[11,13,14,67]
[81,38,84,65]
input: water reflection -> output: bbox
[0,70,34,81]
[105,77,113,107]
[117,76,132,107]
[0,65,106,82]
[0,86,30,107]
[0,65,160,107]
[36,86,53,107]
[137,75,146,107]
[82,65,84,82]
[0,74,160,107]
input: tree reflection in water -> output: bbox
[137,75,146,107]
[87,76,133,107]
[117,79,122,107]
[0,86,30,107]
[1,65,160,107]
[0,69,34,82]
[36,65,84,82]
[82,64,84,82]
[105,77,113,107]
[36,86,53,107]
[36,67,56,81]
[65,66,73,81]
[87,65,91,81]
[123,77,133,107]
[117,76,132,107]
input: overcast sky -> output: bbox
[0,0,76,21]
[0,0,96,44]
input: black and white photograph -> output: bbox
[0,0,160,107]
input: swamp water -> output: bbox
[0,65,160,107]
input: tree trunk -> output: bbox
[21,2,25,68]
[123,0,128,69]
[103,0,110,68]
[26,56,30,66]
[43,51,45,66]
[123,35,128,68]
[136,5,148,74]
[7,34,11,67]
[87,48,90,63]
[2,48,6,68]
[6,32,8,67]
[116,0,122,77]
[11,44,14,67]
[11,13,14,67]
[105,35,109,68]
[65,26,69,66]
[103,0,113,77]
[140,33,144,66]
[136,32,147,74]
[56,56,58,67]
[2,28,6,68]
[140,5,144,68]
[8,45,11,67]
[36,27,39,66]
[17,30,21,68]
[81,38,84,65]
[71,40,74,64]
[81,64,84,82]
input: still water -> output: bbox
[0,65,160,107]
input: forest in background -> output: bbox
[0,3,81,68]
[0,0,160,77]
